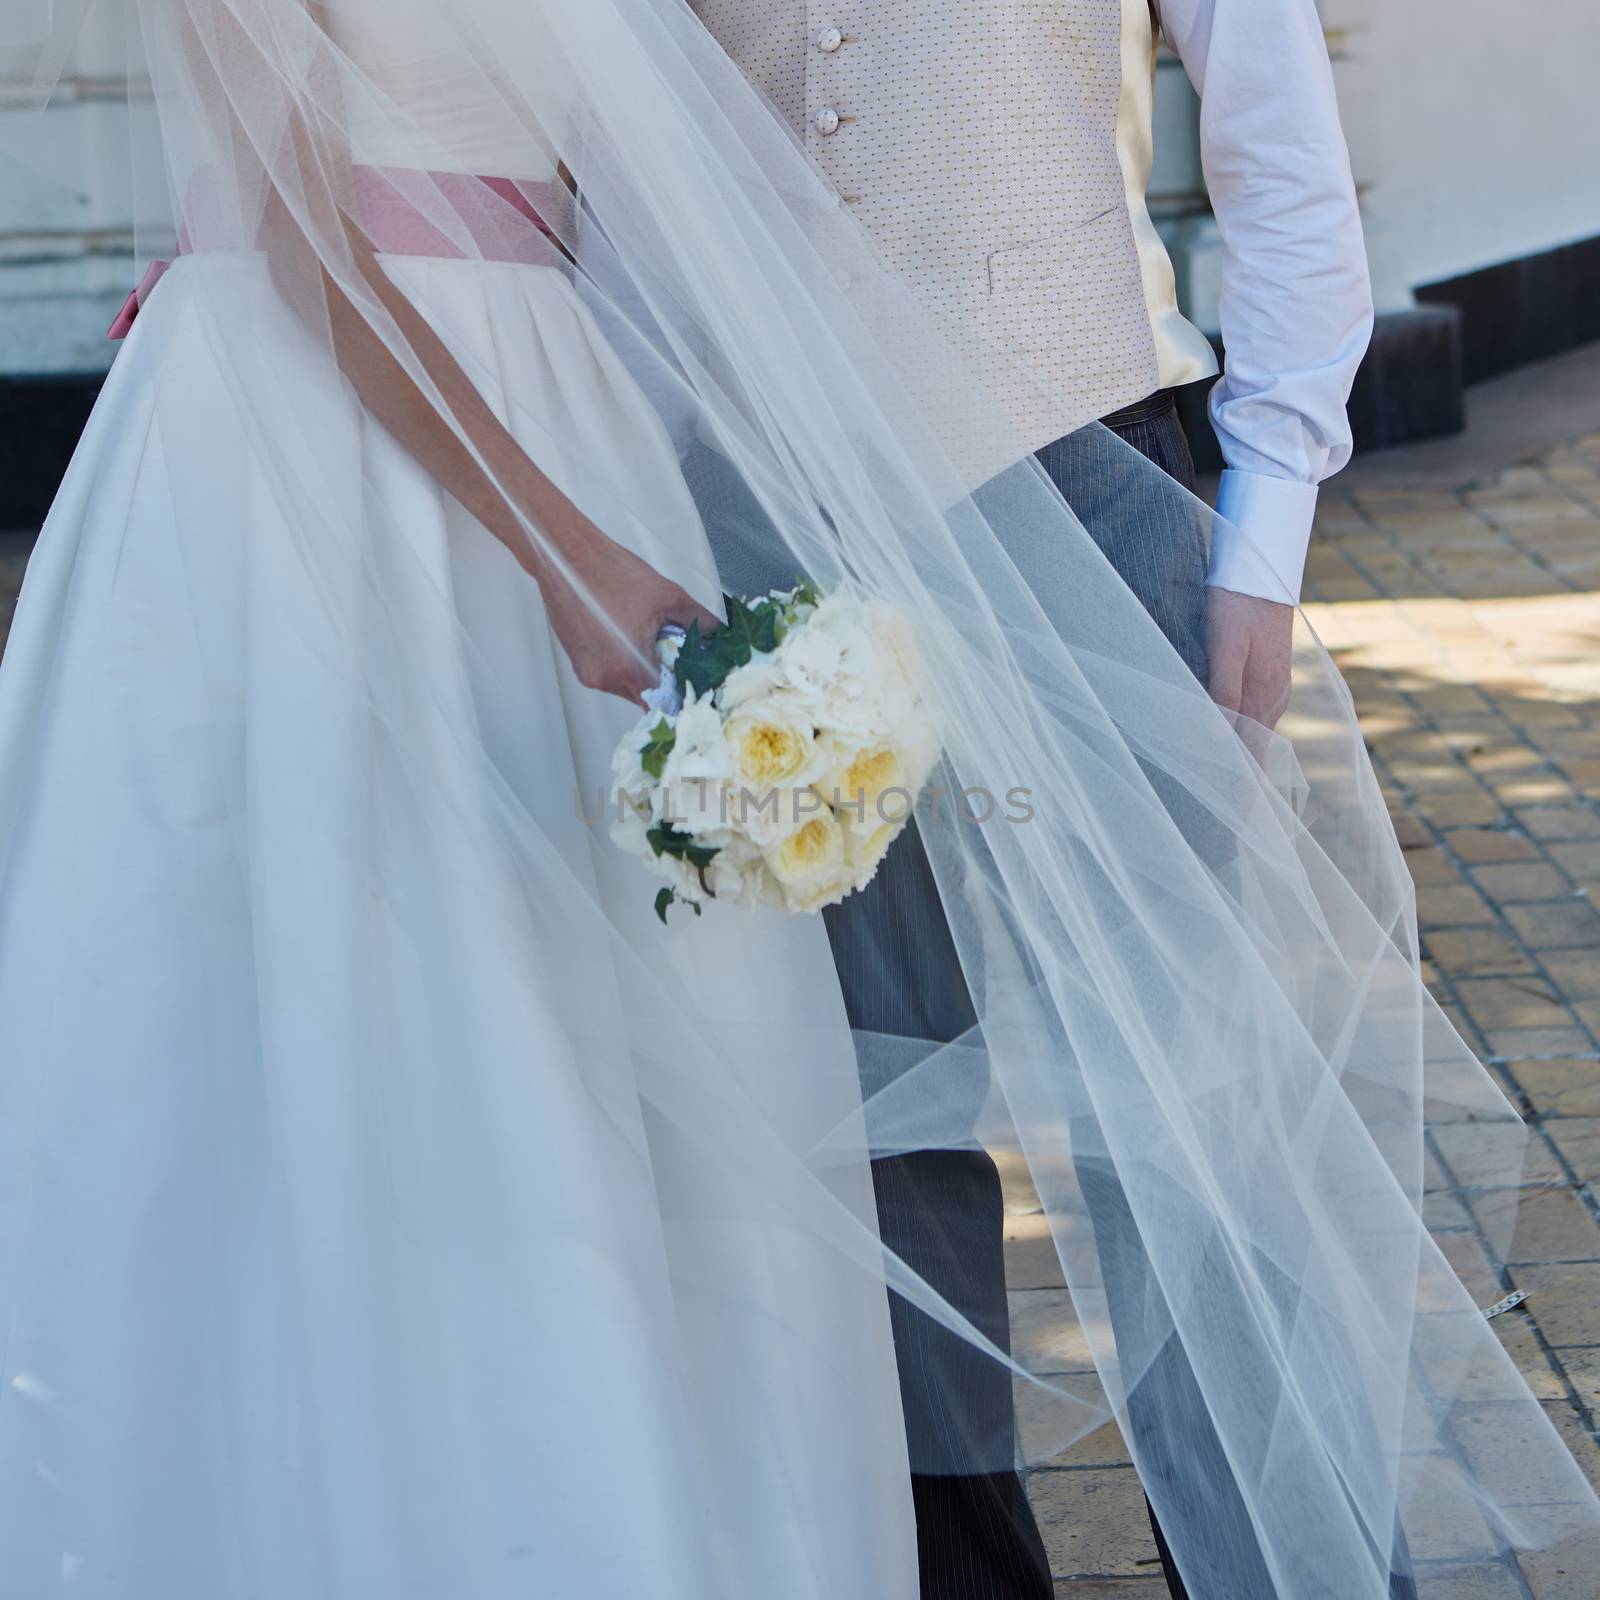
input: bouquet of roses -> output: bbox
[609,582,941,922]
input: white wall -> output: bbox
[1336,0,1600,307]
[0,11,165,375]
[3,3,1598,372]
[1151,3,1600,324]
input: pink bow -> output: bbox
[107,259,172,340]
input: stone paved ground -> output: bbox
[4,392,1600,1600]
[1031,422,1600,1598]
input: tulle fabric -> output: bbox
[0,248,922,1598]
[0,1,1596,1596]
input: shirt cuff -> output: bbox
[1207,471,1319,605]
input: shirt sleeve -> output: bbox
[1154,0,1375,604]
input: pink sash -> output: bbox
[109,167,566,339]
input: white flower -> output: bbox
[661,693,732,787]
[817,668,889,739]
[723,693,830,794]
[778,609,847,693]
[607,583,942,924]
[653,693,736,835]
[763,801,856,913]
[719,656,790,711]
[700,831,772,909]
[816,737,910,833]
[843,817,900,889]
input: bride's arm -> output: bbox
[176,0,717,703]
[267,188,719,702]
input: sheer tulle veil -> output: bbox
[3,1,1598,1595]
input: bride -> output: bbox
[0,1,1594,1596]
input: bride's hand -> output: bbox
[542,523,721,706]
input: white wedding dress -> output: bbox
[0,13,916,1597]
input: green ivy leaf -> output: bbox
[746,597,782,654]
[646,822,722,872]
[640,718,676,780]
[653,885,705,926]
[674,596,760,701]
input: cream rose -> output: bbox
[819,739,909,831]
[723,695,825,793]
[843,818,899,886]
[763,804,854,912]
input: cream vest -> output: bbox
[692,0,1219,451]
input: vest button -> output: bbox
[813,107,841,136]
[816,27,843,53]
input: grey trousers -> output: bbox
[681,398,1411,1600]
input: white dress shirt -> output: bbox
[1157,0,1375,604]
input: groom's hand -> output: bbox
[1206,587,1294,731]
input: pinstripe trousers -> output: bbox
[816,396,1215,1600]
[682,397,1408,1600]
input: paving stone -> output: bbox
[1539,952,1600,1002]
[1423,1145,1453,1191]
[1027,1415,1134,1472]
[1403,1458,1502,1561]
[1515,1060,1600,1119]
[1471,1186,1600,1264]
[1469,863,1575,902]
[1558,759,1600,793]
[1503,900,1600,950]
[1464,742,1546,777]
[1492,773,1579,806]
[1454,976,1570,1028]
[1434,1230,1504,1303]
[1407,847,1471,887]
[1508,1263,1600,1346]
[1431,1121,1563,1187]
[1543,1117,1600,1183]
[1423,1189,1474,1231]
[1448,827,1540,864]
[1453,1398,1600,1513]
[1005,1212,1069,1290]
[1422,927,1537,978]
[1416,1561,1530,1600]
[1494,1314,1570,1401]
[1414,792,1511,829]
[1417,884,1498,928]
[1541,1400,1600,1495]
[1519,1537,1600,1600]
[1518,805,1600,843]
[1009,1290,1100,1375]
[1053,1582,1169,1598]
[1031,1467,1162,1579]
[1015,1379,1120,1467]
[1557,1348,1600,1411]
[1483,1026,1597,1061]
[1550,837,1600,878]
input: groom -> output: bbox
[685,2,1374,1596]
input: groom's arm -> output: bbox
[1154,0,1374,725]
